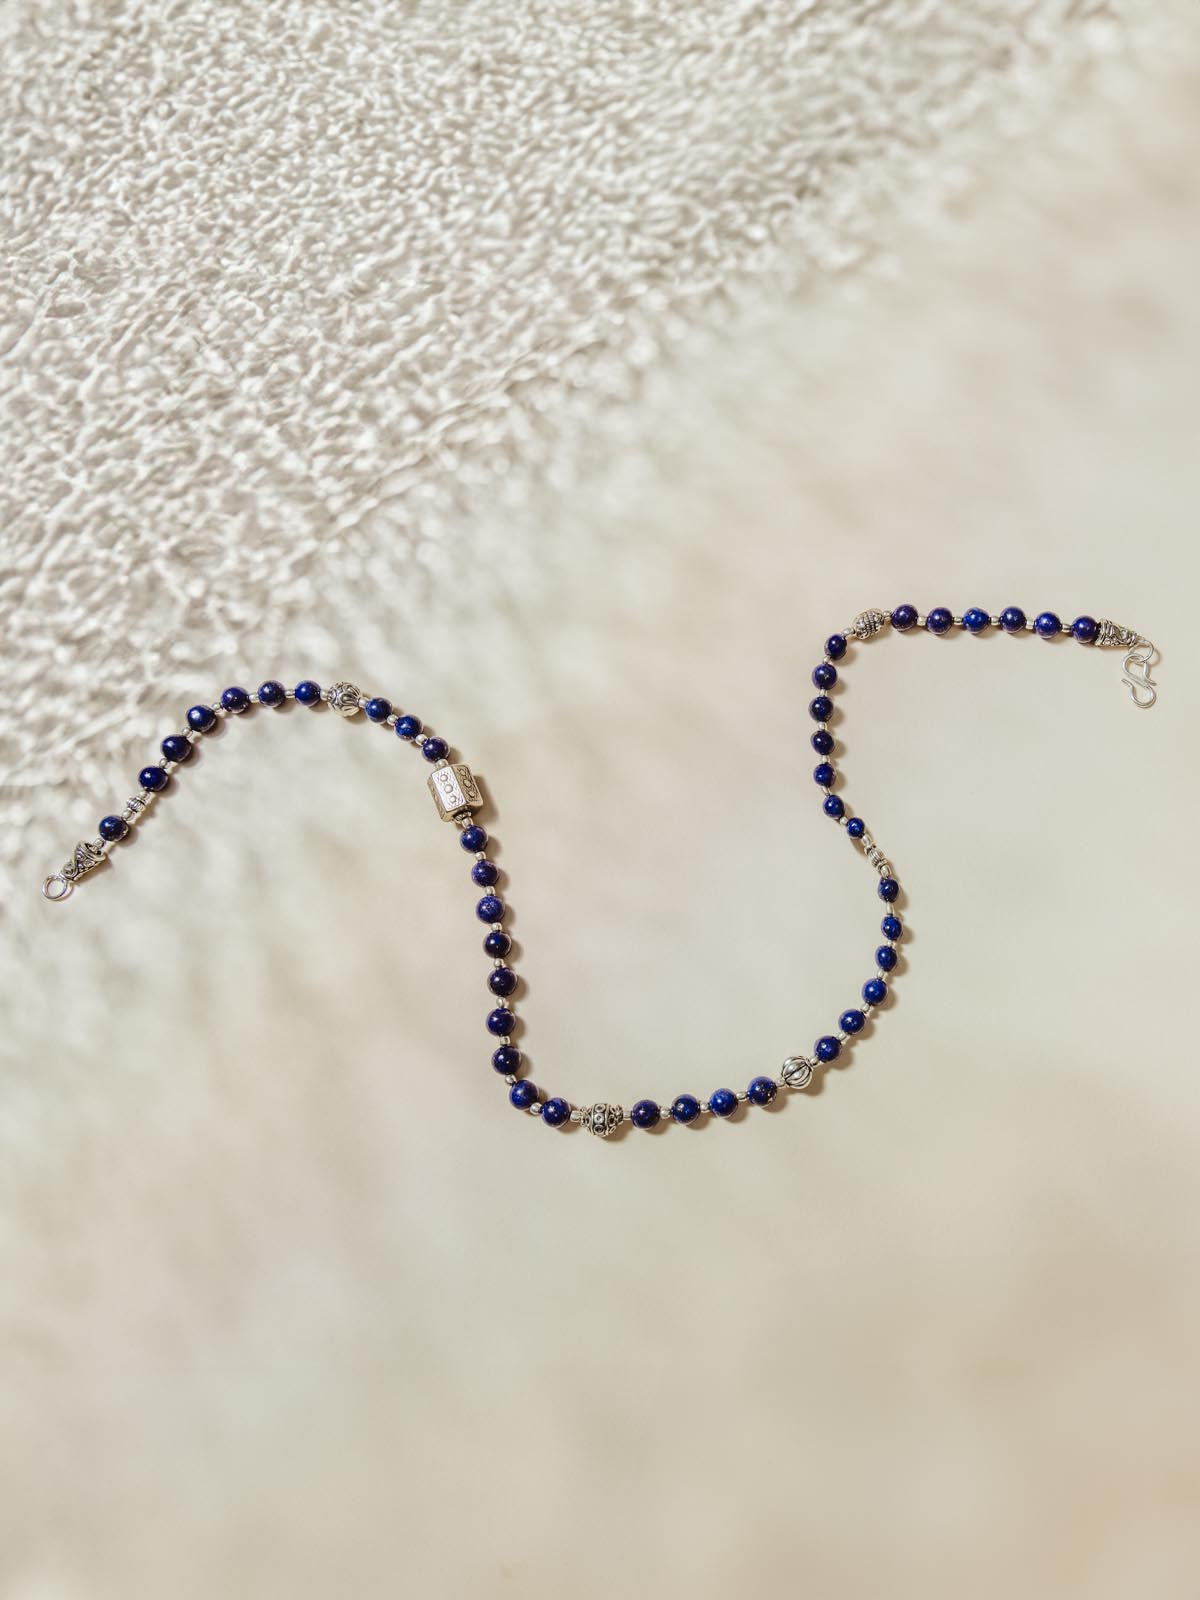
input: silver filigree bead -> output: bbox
[849,608,887,640]
[583,1103,624,1138]
[326,681,363,717]
[1094,619,1140,651]
[781,1056,815,1090]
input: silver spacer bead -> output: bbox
[781,1056,815,1090]
[326,681,363,717]
[582,1103,624,1138]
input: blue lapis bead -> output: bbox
[881,914,902,940]
[510,1080,538,1110]
[813,762,835,787]
[472,859,499,887]
[294,680,322,705]
[963,608,990,633]
[492,1044,521,1074]
[840,1008,866,1034]
[488,967,517,997]
[139,765,168,792]
[809,695,833,723]
[161,734,192,764]
[395,714,422,740]
[925,607,953,635]
[364,696,392,723]
[709,1087,738,1118]
[878,877,899,902]
[486,1007,515,1036]
[863,977,888,1005]
[891,604,918,631]
[476,895,505,922]
[823,795,845,820]
[671,1094,701,1125]
[1034,611,1061,639]
[825,633,847,661]
[542,1097,571,1127]
[811,730,834,756]
[876,945,898,971]
[257,681,286,707]
[847,817,865,838]
[99,814,129,842]
[631,1099,661,1129]
[747,1075,777,1107]
[1000,607,1027,633]
[815,1035,841,1063]
[187,703,217,733]
[460,825,488,852]
[483,929,511,957]
[221,686,250,714]
[421,736,449,762]
[812,662,838,690]
[1072,615,1098,644]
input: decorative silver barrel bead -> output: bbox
[781,1056,815,1090]
[1094,619,1141,650]
[326,681,363,717]
[428,761,483,820]
[583,1103,624,1138]
[849,608,887,641]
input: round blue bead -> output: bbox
[881,914,902,940]
[510,1080,538,1110]
[878,877,899,902]
[671,1094,701,1125]
[863,977,888,1005]
[257,681,285,707]
[476,895,505,922]
[364,696,392,723]
[925,607,953,635]
[221,686,250,714]
[812,662,838,689]
[98,814,128,843]
[1000,606,1027,633]
[472,859,499,887]
[395,714,422,740]
[421,737,449,762]
[825,633,847,661]
[891,604,918,631]
[1034,611,1061,639]
[840,1008,866,1035]
[542,1097,570,1127]
[492,1044,521,1074]
[1072,615,1098,644]
[963,608,990,633]
[823,794,845,819]
[631,1099,661,1129]
[483,929,511,958]
[747,1075,777,1107]
[187,703,217,733]
[876,945,898,971]
[811,729,834,756]
[294,680,322,705]
[813,762,835,788]
[488,967,517,997]
[460,825,488,852]
[138,765,168,792]
[809,695,833,723]
[160,734,192,763]
[709,1087,738,1118]
[815,1035,841,1063]
[486,1007,515,1037]
[847,817,865,838]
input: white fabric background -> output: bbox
[2,3,1199,1597]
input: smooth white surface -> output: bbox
[2,5,1199,1597]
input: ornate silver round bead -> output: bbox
[584,1103,624,1138]
[327,681,363,717]
[781,1056,815,1090]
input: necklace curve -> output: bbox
[41,605,1161,1139]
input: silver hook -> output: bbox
[1121,641,1158,710]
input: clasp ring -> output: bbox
[41,874,72,902]
[1121,642,1158,710]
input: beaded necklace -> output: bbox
[41,606,1160,1137]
